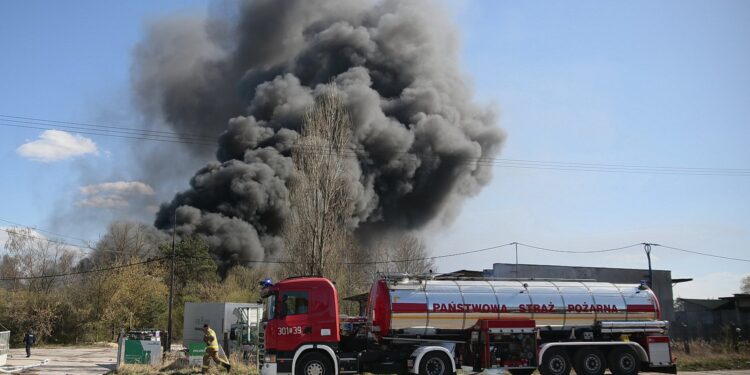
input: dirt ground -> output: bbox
[2,347,749,375]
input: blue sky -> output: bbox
[1,1,748,298]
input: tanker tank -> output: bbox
[367,277,661,336]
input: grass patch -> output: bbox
[113,352,258,375]
[673,340,750,371]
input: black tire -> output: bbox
[296,352,334,375]
[539,348,571,375]
[419,351,453,375]
[608,347,639,375]
[573,347,607,375]
[509,370,535,375]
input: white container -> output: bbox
[182,302,263,346]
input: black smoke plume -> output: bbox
[134,0,505,269]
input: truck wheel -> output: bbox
[297,352,334,375]
[573,347,606,375]
[608,347,639,375]
[419,351,453,375]
[540,348,571,375]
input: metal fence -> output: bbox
[0,331,10,356]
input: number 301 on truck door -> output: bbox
[278,326,302,335]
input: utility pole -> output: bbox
[514,242,518,278]
[643,243,653,288]
[166,209,176,352]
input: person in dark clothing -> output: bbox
[23,329,35,357]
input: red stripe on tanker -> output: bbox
[626,304,657,312]
[391,303,428,313]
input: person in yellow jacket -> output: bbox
[202,324,231,372]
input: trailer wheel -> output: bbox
[608,347,639,375]
[540,347,571,375]
[296,352,334,375]
[573,347,606,375]
[419,351,452,375]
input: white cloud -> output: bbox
[79,181,155,196]
[77,181,155,209]
[78,196,130,208]
[17,130,98,162]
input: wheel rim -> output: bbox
[619,353,636,372]
[305,361,325,375]
[584,354,602,372]
[425,357,445,375]
[549,354,566,375]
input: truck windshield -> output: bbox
[266,294,276,320]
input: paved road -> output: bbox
[2,347,749,375]
[4,347,117,374]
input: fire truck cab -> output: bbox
[261,277,343,375]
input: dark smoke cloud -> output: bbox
[136,0,505,268]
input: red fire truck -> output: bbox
[259,274,676,375]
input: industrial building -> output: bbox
[482,263,689,322]
[673,294,750,341]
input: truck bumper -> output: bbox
[261,362,277,375]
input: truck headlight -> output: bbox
[265,354,276,363]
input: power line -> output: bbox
[516,242,643,254]
[292,143,750,176]
[0,218,92,246]
[493,157,750,173]
[0,257,167,281]
[1,213,746,264]
[653,244,750,263]
[0,114,211,139]
[0,238,745,281]
[0,226,163,257]
[0,227,89,250]
[0,122,216,147]
[2,114,749,176]
[179,255,297,265]
[341,242,517,264]
[176,244,517,266]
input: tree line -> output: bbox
[0,88,433,345]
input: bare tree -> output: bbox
[0,227,78,342]
[283,88,355,277]
[89,221,165,265]
[2,227,77,293]
[372,234,435,275]
[742,275,750,294]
